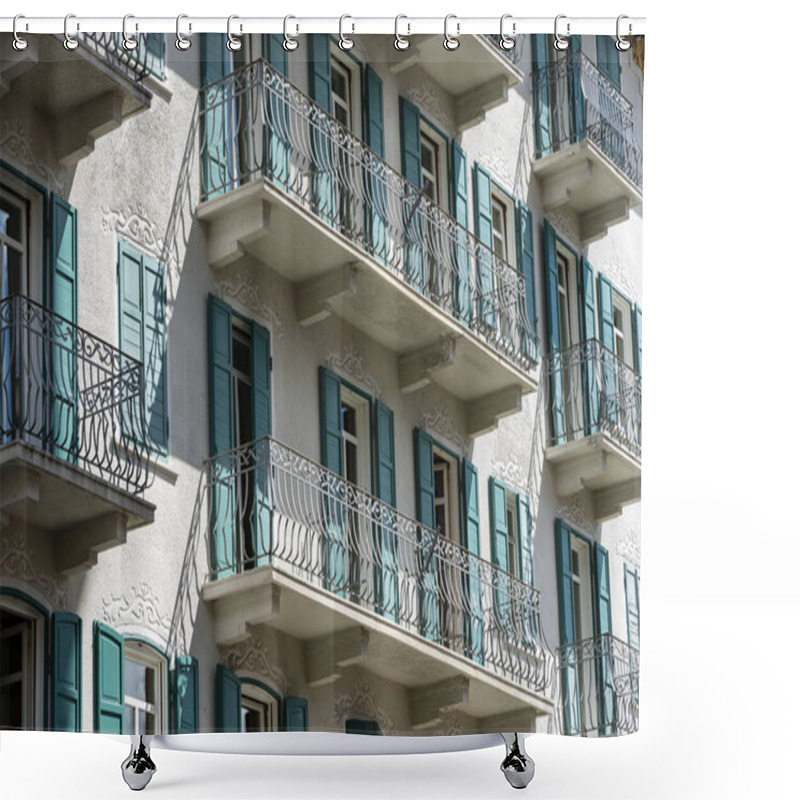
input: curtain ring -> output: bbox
[227,15,242,52]
[176,14,191,51]
[283,15,299,51]
[553,14,570,51]
[616,15,632,51]
[339,15,354,50]
[499,14,515,51]
[63,13,79,51]
[394,15,410,51]
[443,14,460,51]
[122,14,138,51]
[12,15,28,51]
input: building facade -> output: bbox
[0,31,642,739]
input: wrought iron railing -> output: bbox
[206,433,553,692]
[557,633,639,736]
[533,52,643,188]
[544,338,641,459]
[0,295,153,494]
[75,32,165,83]
[483,34,525,66]
[199,59,537,371]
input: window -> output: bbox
[0,185,27,299]
[331,55,353,130]
[123,641,168,736]
[624,565,640,651]
[117,239,169,455]
[340,386,371,491]
[568,536,593,643]
[505,491,519,580]
[611,290,633,367]
[491,195,508,261]
[241,682,279,732]
[420,123,448,209]
[0,599,45,730]
[433,448,459,544]
[596,36,621,88]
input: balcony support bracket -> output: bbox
[55,91,124,166]
[580,197,631,244]
[595,478,641,522]
[54,511,127,576]
[303,626,370,687]
[466,385,523,436]
[541,158,594,211]
[398,336,458,393]
[0,37,40,97]
[409,676,470,730]
[296,265,359,327]
[211,582,282,646]
[455,76,509,132]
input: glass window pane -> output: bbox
[145,666,155,704]
[125,660,147,701]
[124,705,135,735]
[0,198,22,241]
[145,712,156,735]
[341,403,356,436]
[345,440,357,483]
[434,468,445,498]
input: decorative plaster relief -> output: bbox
[435,710,464,737]
[492,458,528,496]
[598,260,638,304]
[0,531,67,610]
[101,204,178,275]
[481,150,514,196]
[324,342,382,399]
[0,120,67,195]
[102,582,172,639]
[403,81,452,135]
[220,631,290,696]
[546,207,580,246]
[419,402,469,456]
[215,270,284,338]
[616,527,641,568]
[332,682,395,734]
[555,494,597,537]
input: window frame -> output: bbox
[340,382,372,492]
[433,446,460,545]
[123,639,169,736]
[240,678,281,733]
[419,118,449,212]
[329,42,362,138]
[611,288,634,367]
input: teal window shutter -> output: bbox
[532,34,553,156]
[400,97,424,290]
[318,366,343,475]
[145,33,166,80]
[266,34,288,76]
[345,719,382,735]
[208,295,236,578]
[543,220,566,445]
[399,97,422,189]
[284,696,309,731]
[624,565,640,650]
[515,201,538,361]
[569,35,586,141]
[473,164,495,327]
[554,520,579,735]
[200,34,234,199]
[308,34,332,112]
[451,140,471,324]
[171,655,199,733]
[596,36,621,87]
[52,612,81,732]
[118,240,169,454]
[594,543,615,734]
[364,66,387,261]
[93,621,124,733]
[414,427,439,640]
[49,194,78,463]
[596,273,616,347]
[632,304,642,374]
[580,256,600,435]
[374,399,398,621]
[318,367,347,595]
[516,494,533,586]
[489,478,512,627]
[596,273,617,425]
[215,664,242,732]
[462,459,483,664]
[251,322,272,568]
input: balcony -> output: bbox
[198,60,537,433]
[202,434,555,730]
[384,35,524,131]
[557,634,639,736]
[0,295,155,574]
[0,32,160,165]
[532,53,643,244]
[544,339,641,520]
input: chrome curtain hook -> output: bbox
[12,15,28,51]
[499,14,515,51]
[227,15,242,52]
[283,15,299,51]
[394,15,410,51]
[176,14,191,50]
[553,14,570,51]
[63,13,79,51]
[616,14,632,51]
[122,14,138,51]
[443,14,460,51]
[339,15,354,50]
